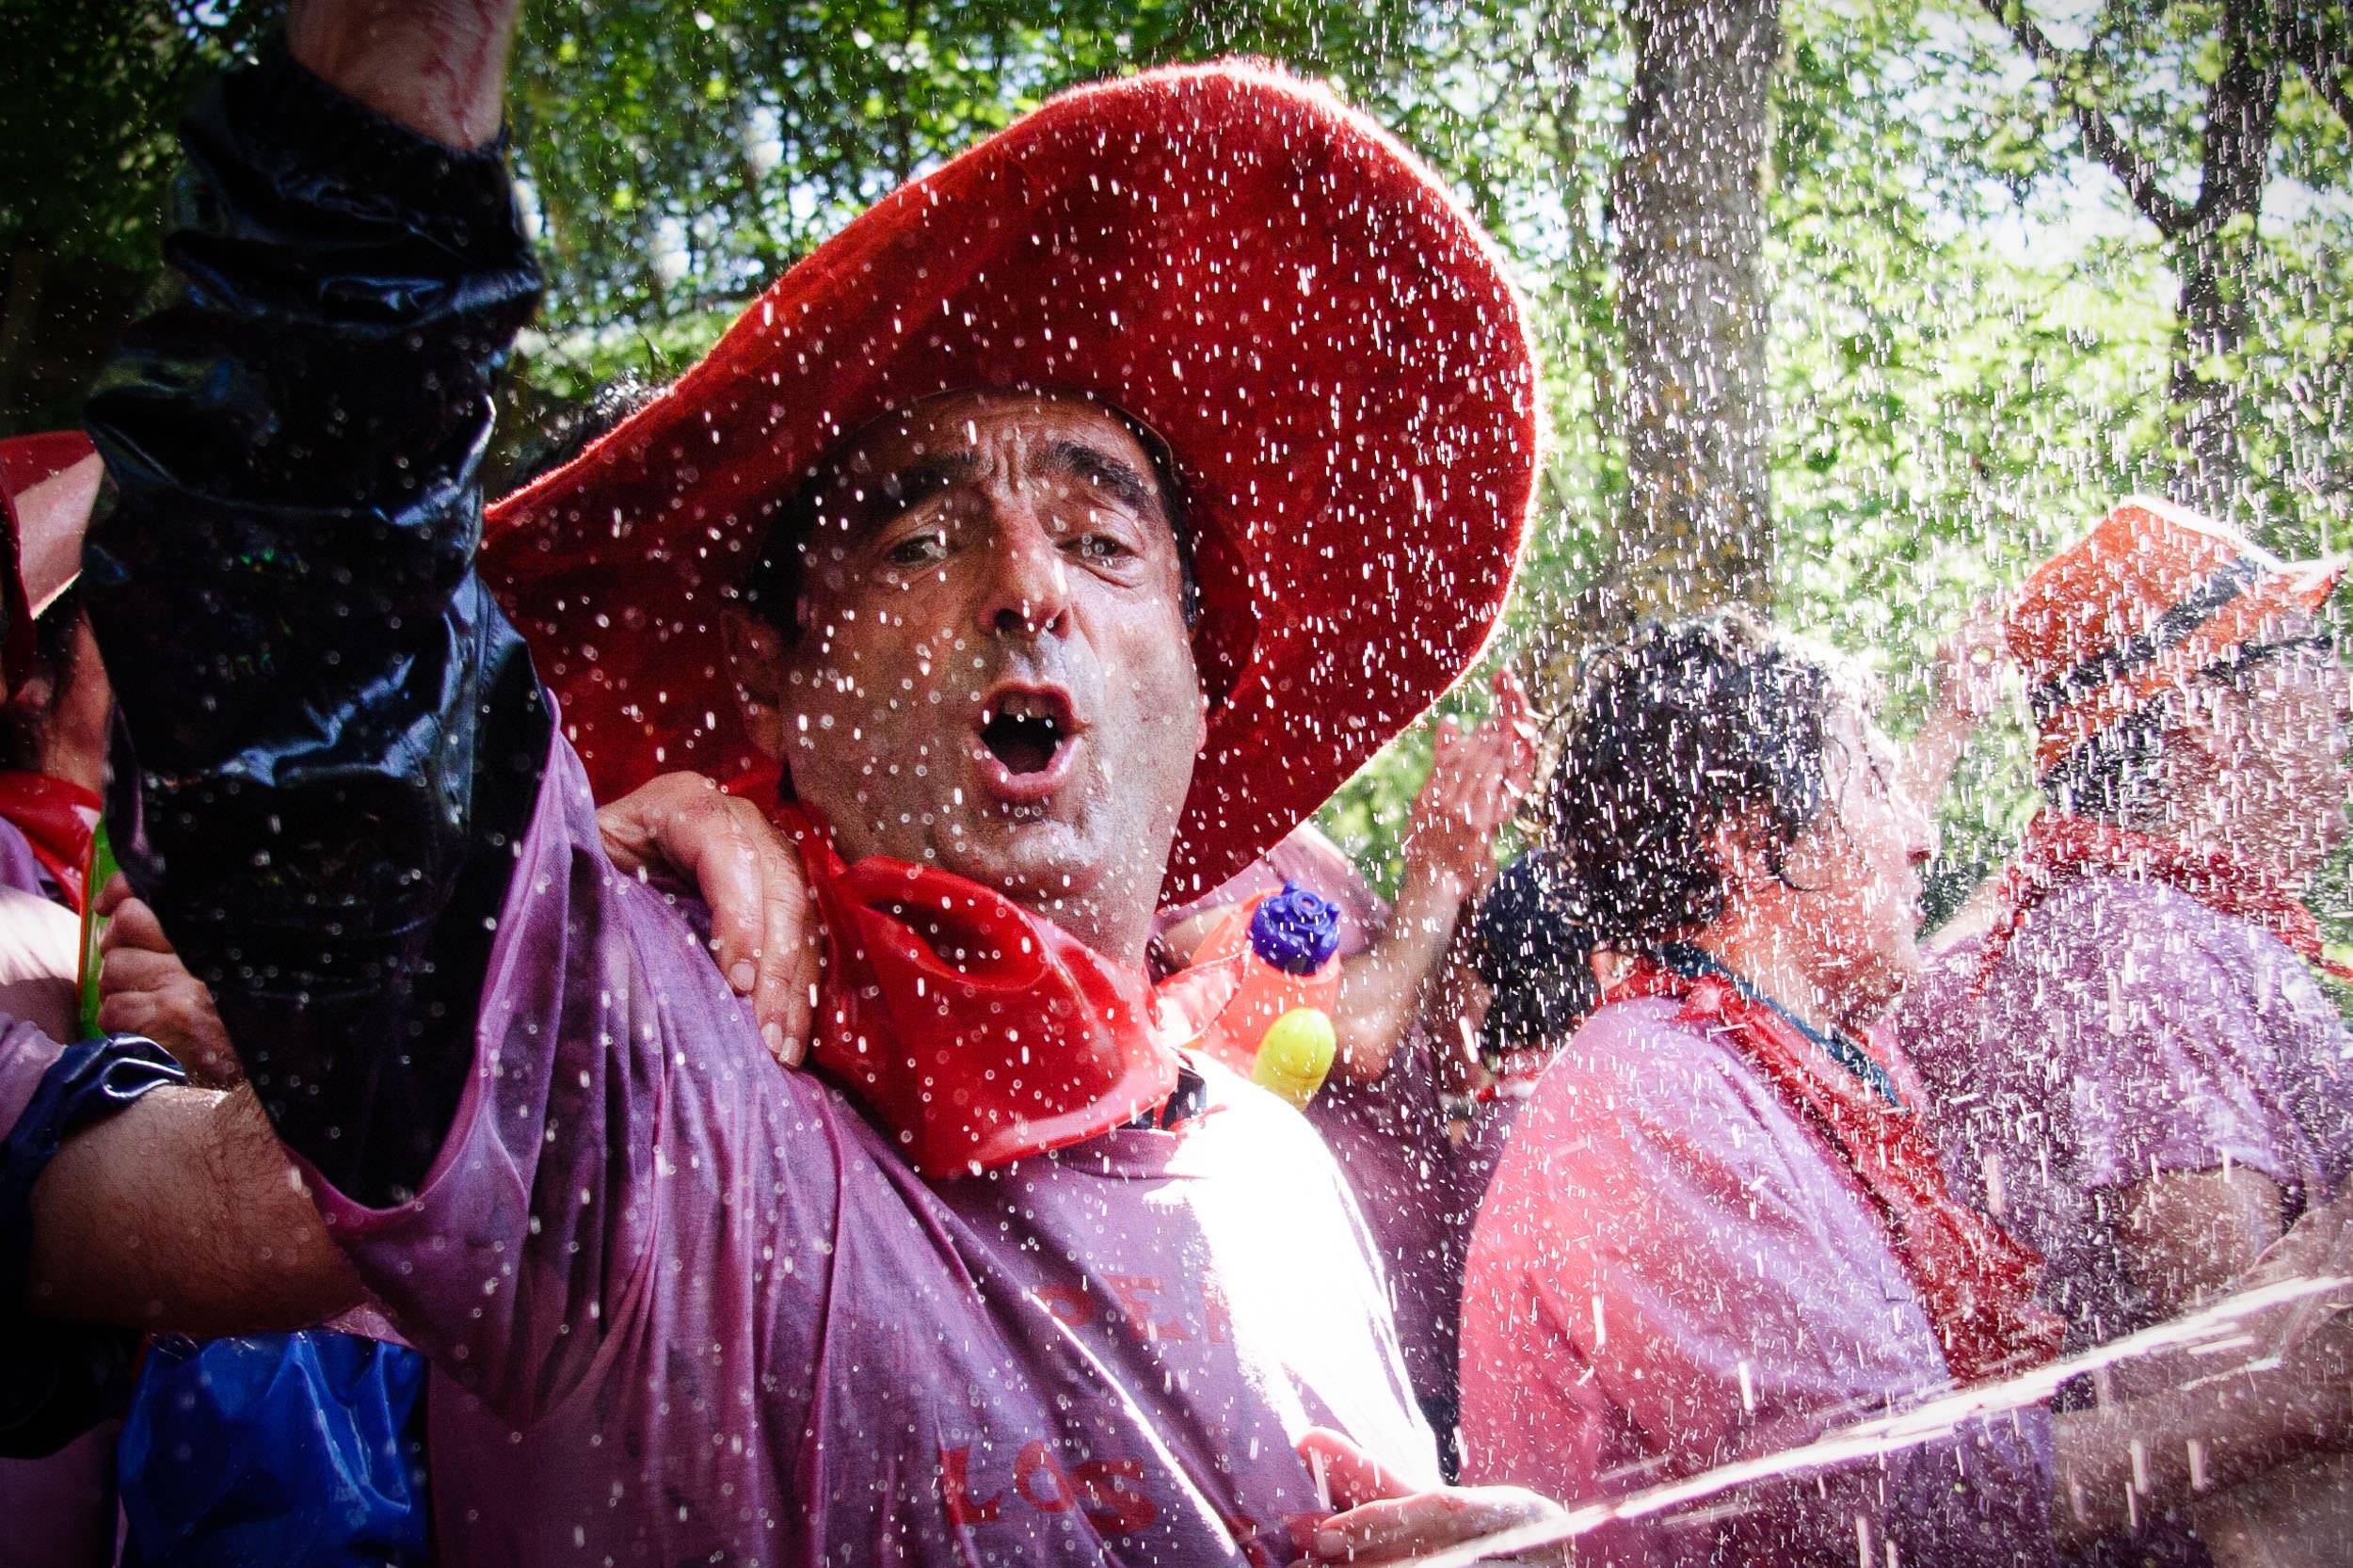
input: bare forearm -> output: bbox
[2054,1352,2353,1544]
[26,1087,360,1336]
[285,0,523,149]
[1332,870,1464,1081]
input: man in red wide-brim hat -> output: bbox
[75,0,1561,1561]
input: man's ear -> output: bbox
[723,606,792,760]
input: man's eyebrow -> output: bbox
[1038,439,1164,520]
[846,450,978,528]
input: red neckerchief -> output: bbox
[0,771,99,915]
[1977,812,2353,992]
[768,801,1182,1179]
[1609,958,2066,1384]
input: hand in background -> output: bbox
[1928,596,2009,727]
[95,874,238,1086]
[1403,667,1540,903]
[1295,1426,1571,1565]
[1903,596,2010,813]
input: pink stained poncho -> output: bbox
[304,735,1440,1567]
[1457,995,2057,1567]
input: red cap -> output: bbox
[0,433,104,695]
[2008,494,2345,779]
[483,61,1539,900]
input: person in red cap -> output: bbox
[68,1,1575,1562]
[1898,497,2353,1563]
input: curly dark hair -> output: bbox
[1542,611,1870,952]
[1471,849,1596,1062]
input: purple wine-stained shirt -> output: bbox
[1898,872,2353,1352]
[304,737,1438,1567]
[1457,996,2058,1568]
[0,818,52,905]
[1152,825,1522,1427]
[0,941,113,1562]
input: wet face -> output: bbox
[1,608,112,796]
[1757,704,1934,1025]
[2169,611,2353,888]
[726,389,1208,962]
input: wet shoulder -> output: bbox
[2010,873,2238,977]
[1512,996,1854,1200]
[1999,873,2324,1041]
[1527,995,1775,1127]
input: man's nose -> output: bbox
[976,492,1073,641]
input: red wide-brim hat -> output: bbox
[483,61,1539,900]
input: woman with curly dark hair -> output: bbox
[1455,612,2068,1566]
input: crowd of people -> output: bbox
[0,1,2349,1563]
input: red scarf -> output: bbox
[770,802,1182,1179]
[1609,958,2065,1384]
[1977,812,2353,990]
[0,771,99,915]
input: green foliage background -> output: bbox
[4,0,2348,919]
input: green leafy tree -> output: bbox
[1971,0,2353,518]
[0,1,275,428]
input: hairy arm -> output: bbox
[2119,1165,2287,1320]
[25,1085,359,1336]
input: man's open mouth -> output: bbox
[979,689,1075,776]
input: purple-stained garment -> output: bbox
[1152,825,1519,1434]
[1899,873,2353,1352]
[0,1427,117,1568]
[1153,824,1390,962]
[1306,1030,1515,1437]
[0,817,56,904]
[0,1014,67,1131]
[1458,996,2057,1568]
[0,1018,112,1567]
[308,739,1437,1567]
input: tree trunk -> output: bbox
[2164,0,2281,519]
[1605,0,1780,623]
[2167,223,2256,518]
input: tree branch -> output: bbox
[2187,0,2283,235]
[1975,0,2197,236]
[2281,8,2353,137]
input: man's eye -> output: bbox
[1069,533,1135,563]
[885,533,947,568]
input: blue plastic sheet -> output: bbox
[119,1332,429,1568]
